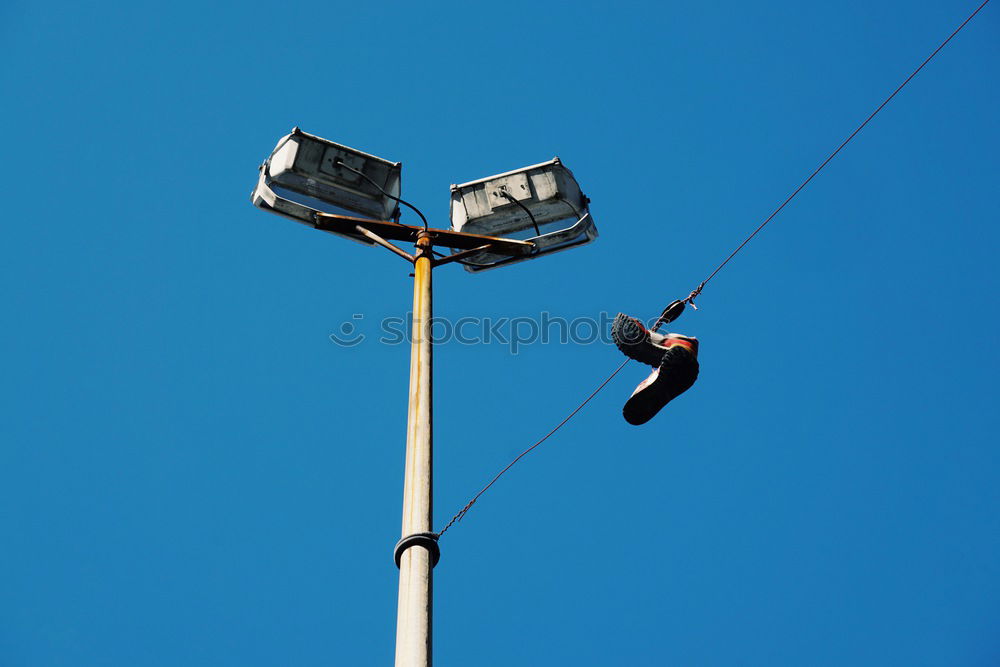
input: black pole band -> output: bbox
[394,532,441,569]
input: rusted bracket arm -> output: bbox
[432,244,495,267]
[314,212,534,257]
[354,225,415,263]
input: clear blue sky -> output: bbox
[2,1,997,665]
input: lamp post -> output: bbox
[395,231,434,666]
[251,128,597,666]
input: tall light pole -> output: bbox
[338,223,530,667]
[251,128,597,667]
[395,232,434,666]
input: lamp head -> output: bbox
[449,157,597,271]
[251,128,402,242]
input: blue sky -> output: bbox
[1,1,997,665]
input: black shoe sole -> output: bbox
[612,313,667,367]
[623,347,699,425]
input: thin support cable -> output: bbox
[436,359,630,538]
[434,1,991,539]
[684,0,991,305]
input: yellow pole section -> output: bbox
[395,233,434,667]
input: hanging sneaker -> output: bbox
[622,341,699,425]
[612,312,699,367]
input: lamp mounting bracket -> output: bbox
[314,213,535,266]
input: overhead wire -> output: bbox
[436,359,630,538]
[435,0,991,538]
[681,0,992,308]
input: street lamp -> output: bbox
[449,157,598,271]
[251,129,598,667]
[252,127,403,242]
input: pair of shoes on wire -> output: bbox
[612,313,699,425]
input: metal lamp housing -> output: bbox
[449,157,597,271]
[251,128,402,241]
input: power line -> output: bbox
[436,359,630,537]
[683,0,991,307]
[437,0,991,537]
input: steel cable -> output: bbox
[437,0,990,537]
[436,359,630,537]
[683,0,991,308]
